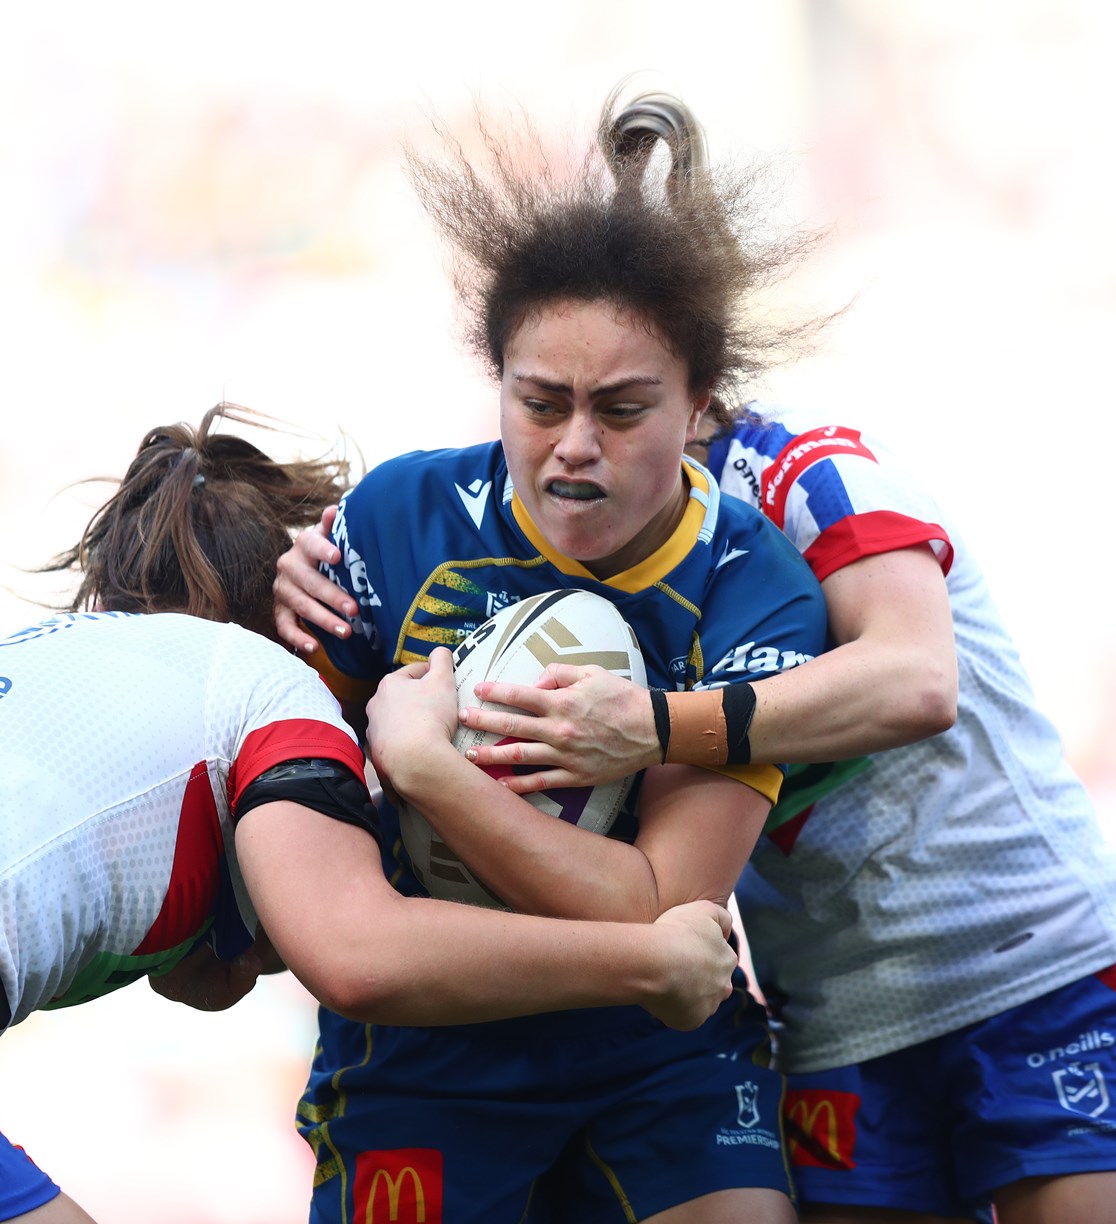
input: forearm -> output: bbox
[239,799,737,1029]
[746,544,958,763]
[391,741,661,921]
[320,897,687,1025]
[654,636,954,767]
[465,546,957,781]
[745,636,956,763]
[661,551,958,766]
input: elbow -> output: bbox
[310,976,375,1022]
[317,981,377,1022]
[907,668,958,740]
[918,692,957,739]
[299,956,400,1023]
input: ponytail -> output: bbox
[43,403,353,636]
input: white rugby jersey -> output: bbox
[0,611,363,1028]
[706,407,1116,1072]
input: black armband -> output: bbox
[721,682,757,765]
[649,688,671,764]
[236,758,380,842]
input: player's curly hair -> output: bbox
[43,403,352,636]
[406,84,822,405]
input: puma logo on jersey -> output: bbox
[456,479,493,528]
[716,542,749,569]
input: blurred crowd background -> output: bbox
[2,2,1113,1219]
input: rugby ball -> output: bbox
[398,589,648,908]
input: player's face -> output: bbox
[499,299,709,580]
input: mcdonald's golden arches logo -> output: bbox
[784,1088,859,1170]
[354,1148,443,1223]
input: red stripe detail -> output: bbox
[768,807,812,855]
[761,426,877,529]
[802,511,954,583]
[1096,963,1116,992]
[133,762,221,955]
[228,718,366,811]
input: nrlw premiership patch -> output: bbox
[715,1081,782,1152]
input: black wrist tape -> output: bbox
[649,688,671,764]
[722,682,757,765]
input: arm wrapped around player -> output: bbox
[651,682,756,766]
[460,669,758,793]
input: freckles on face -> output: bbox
[499,299,708,577]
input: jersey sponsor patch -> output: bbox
[354,1148,443,1224]
[785,1088,860,1170]
[763,426,877,529]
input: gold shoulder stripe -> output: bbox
[699,761,785,805]
[308,645,377,707]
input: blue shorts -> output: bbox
[0,1131,60,1221]
[784,965,1116,1218]
[300,973,794,1224]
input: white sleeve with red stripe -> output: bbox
[209,625,367,812]
[720,418,954,583]
[200,624,369,947]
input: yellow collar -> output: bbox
[510,460,710,594]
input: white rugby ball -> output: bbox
[398,589,647,908]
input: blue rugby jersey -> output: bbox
[297,441,825,1219]
[311,440,828,897]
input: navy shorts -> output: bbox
[0,1131,59,1221]
[784,965,1116,1218]
[300,974,794,1224]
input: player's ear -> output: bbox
[686,390,712,442]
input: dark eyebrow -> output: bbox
[512,373,664,397]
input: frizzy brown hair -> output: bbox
[43,402,352,635]
[405,86,823,404]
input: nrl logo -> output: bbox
[1053,1062,1111,1118]
[485,591,519,618]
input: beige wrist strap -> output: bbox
[662,689,728,766]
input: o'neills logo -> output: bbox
[354,1148,443,1223]
[1026,1030,1115,1069]
[784,1089,859,1170]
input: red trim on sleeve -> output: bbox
[802,511,954,583]
[228,719,366,810]
[767,806,812,855]
[133,762,222,955]
[762,427,877,530]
